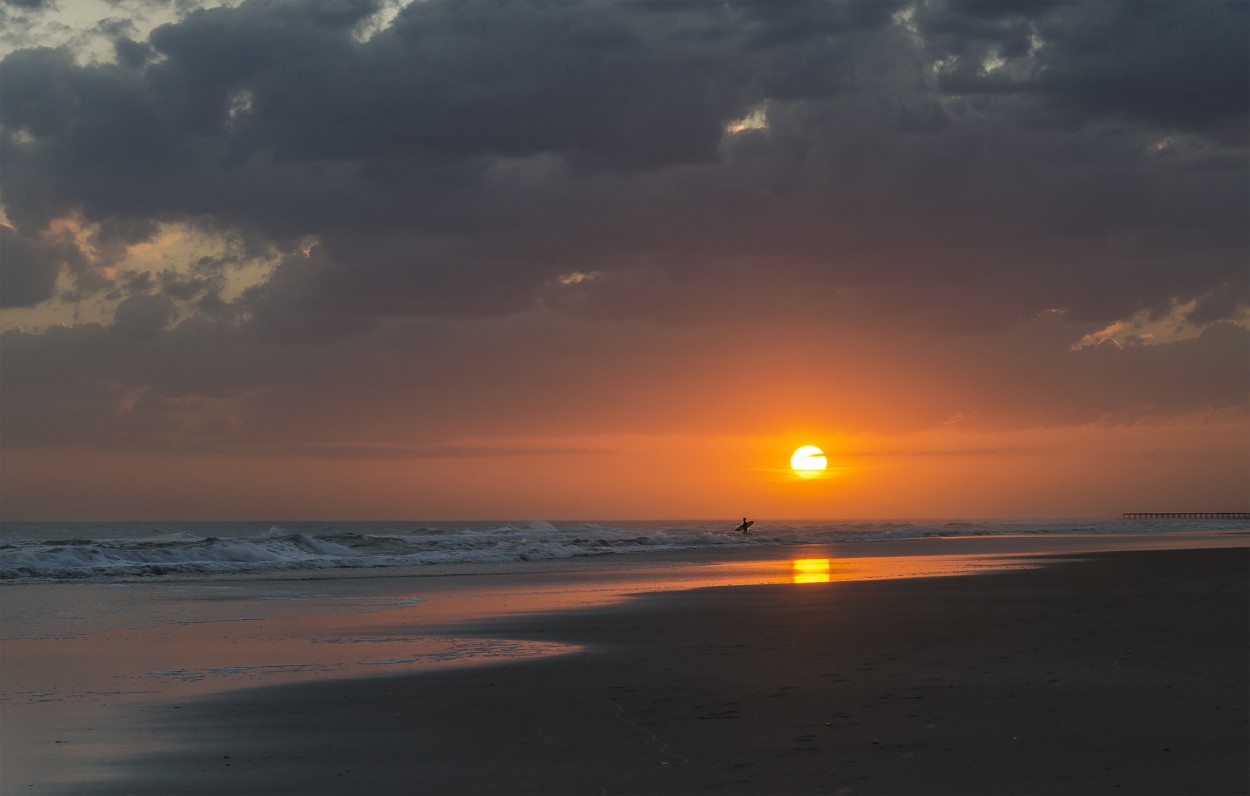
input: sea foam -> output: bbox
[1,518,1242,581]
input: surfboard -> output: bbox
[734,520,754,533]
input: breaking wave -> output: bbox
[1,518,1243,581]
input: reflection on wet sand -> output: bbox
[6,534,1244,790]
[792,558,831,583]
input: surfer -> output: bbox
[736,517,754,534]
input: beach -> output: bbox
[4,0,1249,789]
[72,542,1247,795]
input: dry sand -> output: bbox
[90,548,1248,795]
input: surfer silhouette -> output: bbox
[736,517,754,534]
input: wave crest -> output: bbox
[3,518,1238,580]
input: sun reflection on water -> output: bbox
[792,558,831,583]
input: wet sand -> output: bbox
[89,547,1248,795]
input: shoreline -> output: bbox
[8,532,1245,794]
[81,546,1248,795]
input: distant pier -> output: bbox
[1122,512,1250,520]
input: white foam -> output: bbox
[2,518,1244,581]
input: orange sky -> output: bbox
[1,1,1247,521]
[4,418,1245,520]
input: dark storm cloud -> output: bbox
[1,0,1242,334]
[0,224,71,307]
[0,0,1247,454]
[918,1,1250,144]
[260,0,743,169]
[111,292,178,340]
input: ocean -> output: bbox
[2,518,1247,792]
[4,517,1246,581]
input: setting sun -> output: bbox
[790,445,828,478]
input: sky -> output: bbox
[0,0,1247,521]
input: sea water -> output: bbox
[2,518,1247,791]
[5,517,1246,581]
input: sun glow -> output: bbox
[790,445,828,478]
[793,558,831,583]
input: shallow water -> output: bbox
[1,530,1246,792]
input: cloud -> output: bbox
[244,442,617,461]
[111,292,178,340]
[0,0,1246,459]
[0,224,67,307]
[2,1,1244,334]
[917,1,1250,145]
[2,305,1244,458]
